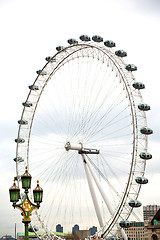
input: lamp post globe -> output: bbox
[21,166,32,190]
[9,178,20,203]
[33,180,43,204]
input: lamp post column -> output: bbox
[24,222,29,240]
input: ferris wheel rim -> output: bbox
[15,39,148,238]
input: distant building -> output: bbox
[118,222,144,240]
[74,230,90,240]
[56,224,63,233]
[89,226,97,236]
[143,205,160,220]
[72,224,79,233]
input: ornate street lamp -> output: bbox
[9,166,43,240]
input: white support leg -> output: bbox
[86,160,114,215]
[82,154,104,228]
[86,158,128,240]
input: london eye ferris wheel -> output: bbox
[14,35,152,239]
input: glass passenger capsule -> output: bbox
[92,35,103,42]
[135,176,148,184]
[104,40,116,47]
[139,152,152,160]
[14,175,21,181]
[45,56,56,62]
[115,50,127,57]
[28,226,34,232]
[18,119,28,125]
[128,200,142,208]
[119,220,132,228]
[138,103,150,111]
[125,64,137,71]
[132,82,145,89]
[107,237,120,240]
[67,38,78,44]
[140,127,153,135]
[22,101,33,107]
[79,35,91,41]
[36,70,47,75]
[56,46,64,51]
[15,138,25,143]
[28,225,38,232]
[13,157,24,162]
[29,85,39,90]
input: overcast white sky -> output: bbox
[0,0,160,237]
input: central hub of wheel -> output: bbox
[65,142,99,154]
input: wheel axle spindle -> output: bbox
[65,142,99,154]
